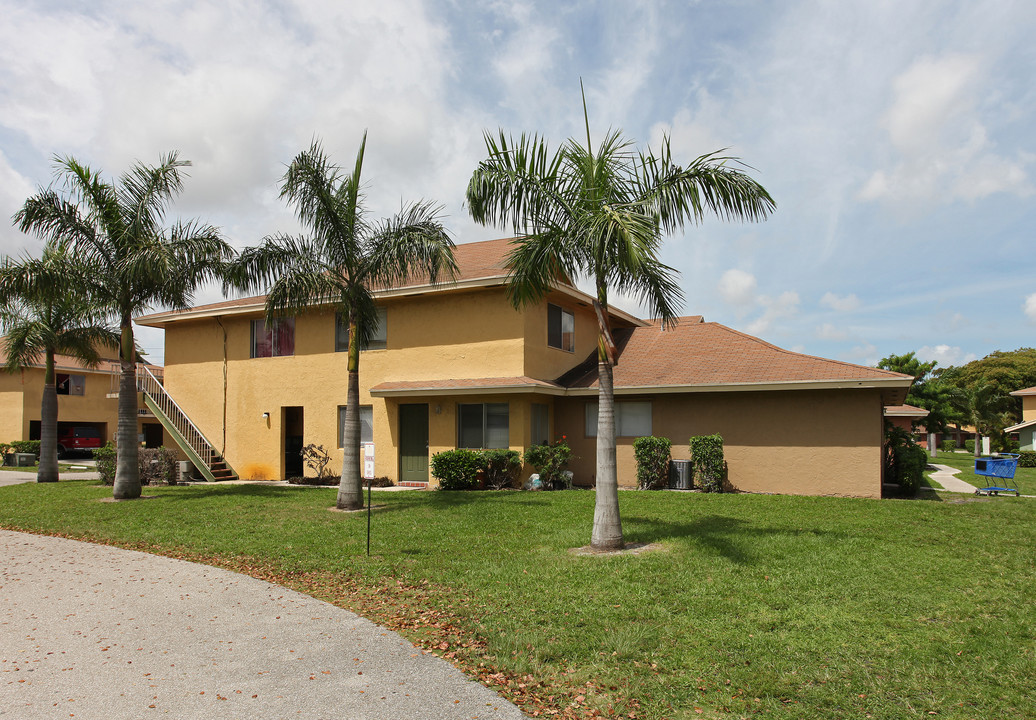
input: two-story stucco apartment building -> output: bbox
[136,238,912,497]
[1006,387,1036,451]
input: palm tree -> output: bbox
[226,134,456,510]
[14,153,231,499]
[467,90,775,550]
[950,380,1011,457]
[0,248,120,482]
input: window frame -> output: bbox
[457,402,510,450]
[335,307,387,352]
[338,405,374,447]
[547,303,575,352]
[55,373,85,396]
[250,317,295,358]
[585,400,652,438]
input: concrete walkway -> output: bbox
[0,530,525,719]
[927,464,978,493]
[0,469,100,487]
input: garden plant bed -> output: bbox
[0,480,1033,719]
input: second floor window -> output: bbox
[335,307,387,352]
[251,318,295,358]
[56,373,85,396]
[548,303,574,352]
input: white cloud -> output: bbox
[916,344,977,368]
[816,323,848,341]
[843,342,878,366]
[746,291,800,335]
[717,268,758,308]
[1025,293,1036,322]
[820,292,860,312]
[860,54,1032,206]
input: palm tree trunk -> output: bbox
[337,314,363,510]
[37,349,60,483]
[591,356,624,550]
[113,320,141,499]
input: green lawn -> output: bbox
[0,480,1033,720]
[0,462,94,473]
[926,451,1036,495]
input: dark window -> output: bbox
[251,318,295,358]
[531,403,549,446]
[457,403,509,449]
[585,401,652,438]
[56,373,85,396]
[547,304,574,352]
[335,308,387,352]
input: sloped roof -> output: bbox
[1010,386,1036,396]
[371,376,565,396]
[884,404,930,418]
[136,237,592,327]
[561,318,912,400]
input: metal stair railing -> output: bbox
[136,365,235,482]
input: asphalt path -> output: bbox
[0,530,526,719]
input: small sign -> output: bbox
[361,442,375,480]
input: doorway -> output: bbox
[399,403,429,484]
[283,406,304,479]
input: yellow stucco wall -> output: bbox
[1021,395,1036,422]
[554,388,885,498]
[162,287,542,481]
[0,371,27,442]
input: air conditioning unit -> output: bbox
[669,459,692,490]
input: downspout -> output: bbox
[216,316,228,457]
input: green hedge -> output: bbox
[11,440,41,456]
[690,434,725,493]
[524,439,572,490]
[93,443,117,485]
[481,449,522,490]
[965,439,976,454]
[1019,451,1036,468]
[892,443,927,497]
[633,436,671,490]
[940,439,957,453]
[430,449,483,490]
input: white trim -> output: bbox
[1005,418,1036,433]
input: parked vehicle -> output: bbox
[56,426,102,458]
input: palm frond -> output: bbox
[364,201,457,288]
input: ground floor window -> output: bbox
[531,403,549,445]
[458,402,509,449]
[585,400,652,437]
[338,405,373,446]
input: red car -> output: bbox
[57,426,103,458]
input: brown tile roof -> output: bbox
[884,404,930,417]
[564,317,913,390]
[1010,386,1036,396]
[136,237,555,325]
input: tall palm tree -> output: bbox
[950,380,1010,457]
[467,90,775,550]
[226,134,456,510]
[0,248,120,482]
[14,153,231,499]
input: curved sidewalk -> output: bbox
[0,530,525,719]
[927,464,977,493]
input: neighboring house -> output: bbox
[136,238,912,498]
[0,343,168,454]
[1006,386,1036,451]
[884,404,931,446]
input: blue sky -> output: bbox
[1,0,1033,367]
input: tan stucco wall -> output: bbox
[522,293,599,381]
[1021,395,1036,422]
[554,388,885,498]
[0,371,27,442]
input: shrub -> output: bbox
[370,476,395,488]
[480,449,522,490]
[524,437,572,490]
[93,443,117,485]
[301,443,334,480]
[11,440,41,456]
[287,474,336,486]
[0,442,11,465]
[139,447,179,485]
[893,443,927,497]
[430,449,482,491]
[940,439,957,453]
[964,439,976,454]
[1018,451,1036,468]
[690,434,725,493]
[633,436,672,490]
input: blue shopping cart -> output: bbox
[973,453,1021,496]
